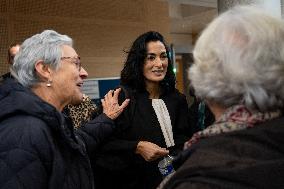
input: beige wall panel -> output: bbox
[0,0,170,77]
[0,1,7,13]
[143,1,171,41]
[0,17,8,72]
[10,0,145,21]
[83,57,123,78]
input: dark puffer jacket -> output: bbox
[0,80,115,189]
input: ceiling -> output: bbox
[163,0,218,53]
[169,0,217,35]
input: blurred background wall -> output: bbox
[0,0,170,78]
[1,0,283,98]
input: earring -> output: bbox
[46,80,52,87]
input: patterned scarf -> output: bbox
[66,94,98,129]
[184,104,281,149]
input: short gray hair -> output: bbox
[189,6,284,112]
[12,30,73,87]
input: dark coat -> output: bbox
[161,116,284,189]
[0,80,115,189]
[93,87,191,189]
[0,72,14,84]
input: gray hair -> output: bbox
[189,6,284,112]
[12,30,73,87]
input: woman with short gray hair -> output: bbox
[0,30,129,189]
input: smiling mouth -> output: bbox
[152,70,164,73]
[152,70,164,76]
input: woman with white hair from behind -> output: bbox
[159,5,284,189]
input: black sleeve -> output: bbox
[169,93,192,155]
[75,113,115,155]
[187,97,199,135]
[93,87,140,153]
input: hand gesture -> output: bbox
[135,141,169,162]
[101,88,130,120]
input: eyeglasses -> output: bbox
[61,56,81,71]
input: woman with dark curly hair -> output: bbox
[93,31,191,189]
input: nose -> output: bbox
[79,67,88,79]
[154,58,163,67]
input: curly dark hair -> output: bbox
[120,31,176,93]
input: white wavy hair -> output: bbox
[12,30,73,87]
[189,5,284,112]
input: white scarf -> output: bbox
[152,99,175,147]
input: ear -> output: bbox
[34,60,52,81]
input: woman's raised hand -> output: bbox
[101,88,130,120]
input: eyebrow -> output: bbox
[147,53,156,56]
[147,52,167,55]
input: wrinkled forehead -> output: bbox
[61,45,78,57]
